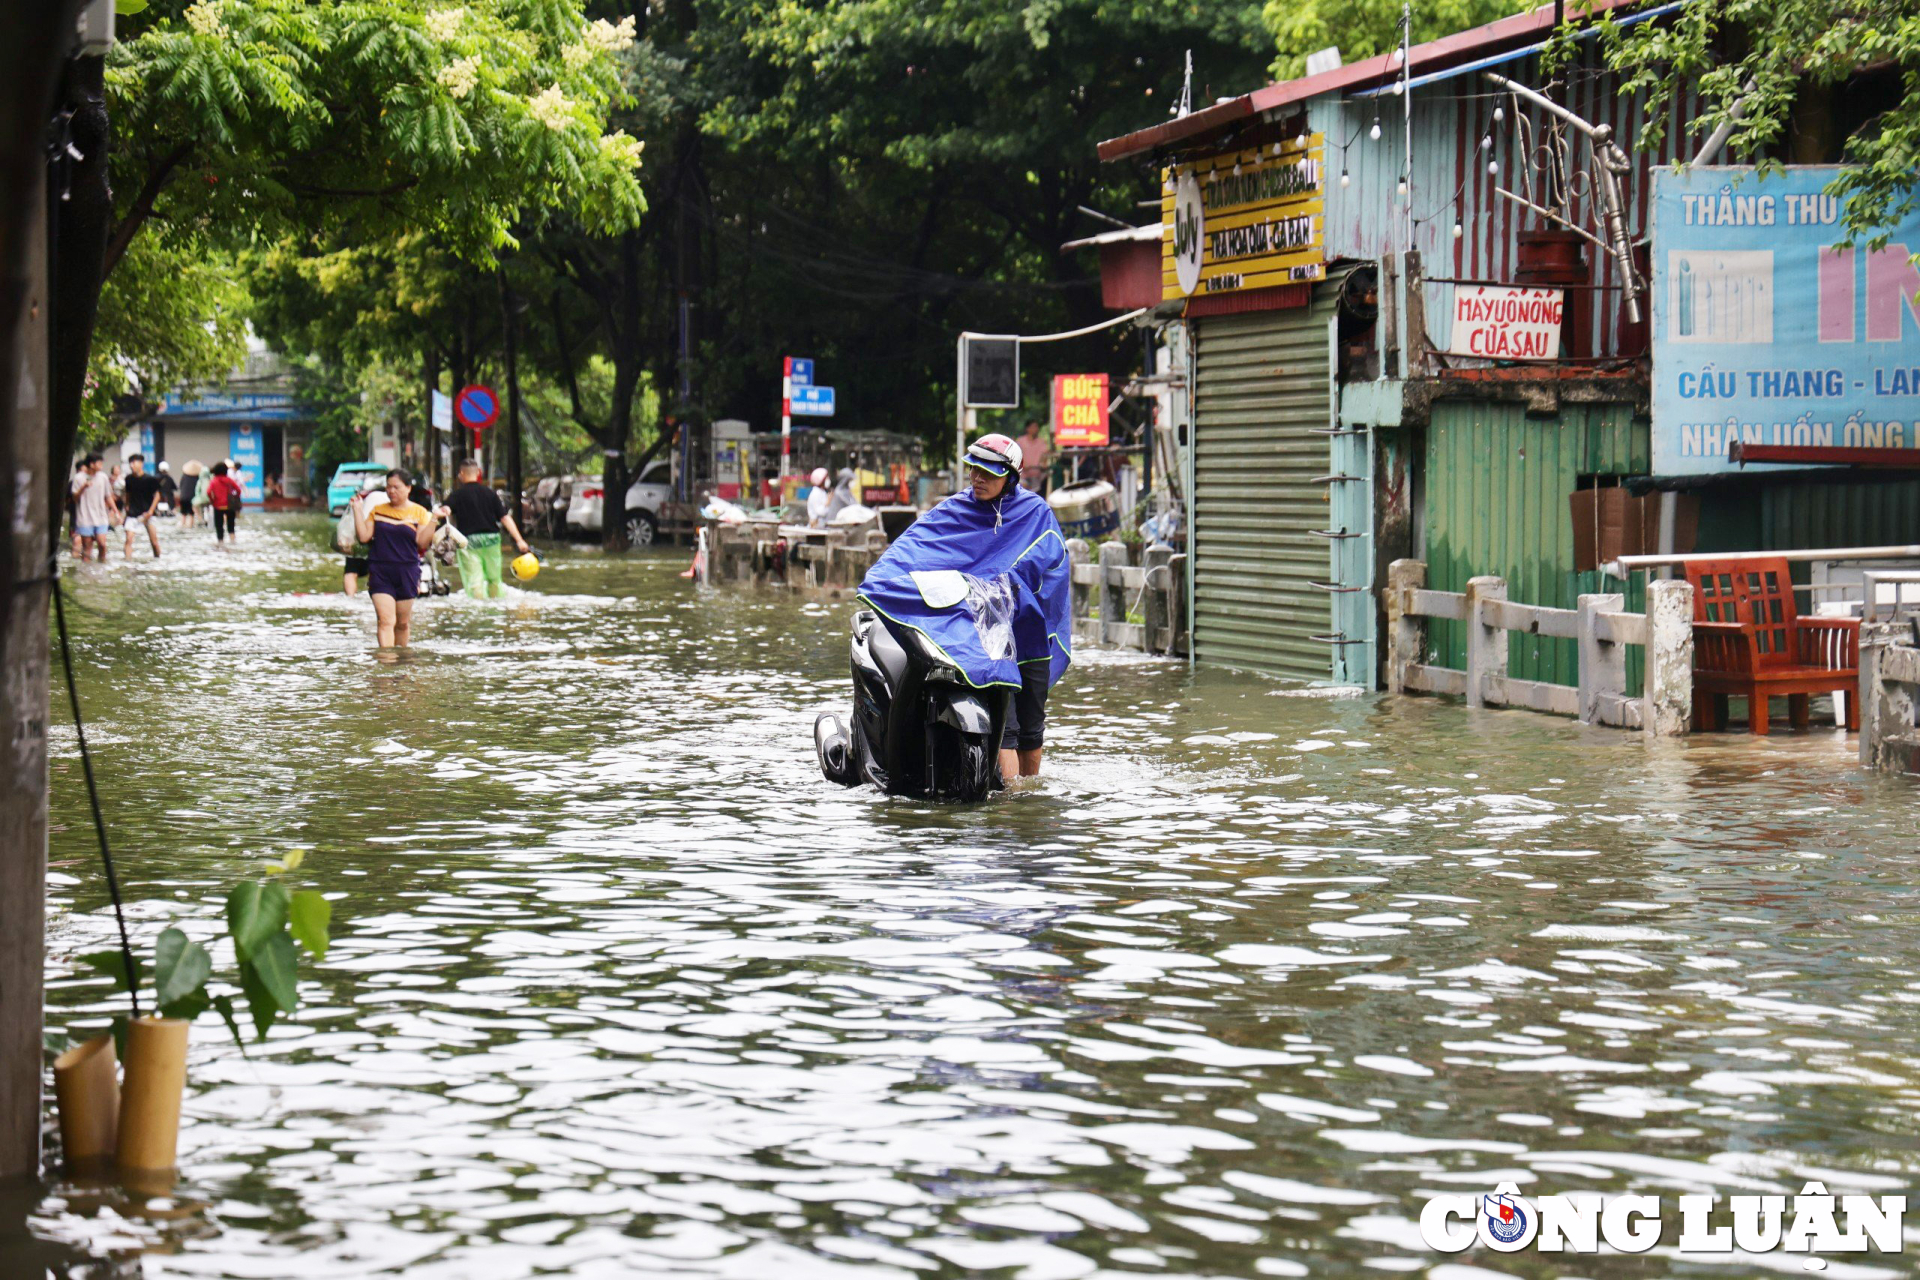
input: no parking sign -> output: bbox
[455,384,499,453]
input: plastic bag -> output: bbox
[335,506,359,553]
[964,573,1016,662]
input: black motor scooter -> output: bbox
[815,610,1007,802]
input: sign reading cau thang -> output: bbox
[1652,166,1920,475]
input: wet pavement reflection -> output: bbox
[24,514,1920,1278]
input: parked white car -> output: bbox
[562,460,673,545]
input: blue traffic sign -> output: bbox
[786,357,814,387]
[789,385,835,416]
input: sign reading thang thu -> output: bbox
[1162,135,1324,302]
[1652,166,1920,475]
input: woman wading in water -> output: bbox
[351,468,450,647]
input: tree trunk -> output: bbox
[499,270,523,522]
[0,0,86,1183]
[418,348,436,481]
[49,53,109,500]
[0,157,53,1187]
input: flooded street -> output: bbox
[22,513,1920,1278]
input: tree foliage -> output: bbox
[1595,0,1920,244]
[1264,0,1522,81]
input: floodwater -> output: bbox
[17,513,1920,1279]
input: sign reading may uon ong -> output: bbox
[1446,285,1565,360]
[1053,374,1110,447]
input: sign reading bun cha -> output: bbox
[1161,135,1325,300]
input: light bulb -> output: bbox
[1340,169,1350,188]
[1488,159,1499,175]
[1369,120,1382,140]
[1392,80,1404,96]
[1494,105,1505,123]
[1452,220,1463,238]
[1272,142,1283,157]
[1233,162,1242,176]
[1481,135,1491,151]
[1397,176,1408,195]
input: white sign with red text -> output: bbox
[1447,285,1564,360]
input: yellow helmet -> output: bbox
[510,552,540,582]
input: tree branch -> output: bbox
[102,141,194,279]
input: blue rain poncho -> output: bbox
[857,485,1072,689]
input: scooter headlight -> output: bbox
[911,631,962,682]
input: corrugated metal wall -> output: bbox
[1308,45,1702,359]
[1425,400,1650,687]
[1191,289,1340,680]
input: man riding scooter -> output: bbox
[955,434,1066,781]
[818,432,1071,797]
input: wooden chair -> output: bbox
[1684,557,1859,735]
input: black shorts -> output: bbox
[1000,667,1050,752]
[343,555,369,575]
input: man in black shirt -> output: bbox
[447,458,530,598]
[121,454,164,559]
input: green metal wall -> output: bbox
[1424,400,1650,688]
[1698,478,1920,556]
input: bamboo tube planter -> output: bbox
[51,1035,119,1171]
[115,1018,190,1177]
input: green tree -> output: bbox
[1593,0,1920,243]
[1264,0,1524,81]
[58,0,649,478]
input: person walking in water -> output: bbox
[178,460,202,530]
[447,458,529,599]
[352,468,449,646]
[70,453,111,562]
[204,461,242,549]
[156,461,178,516]
[121,453,164,559]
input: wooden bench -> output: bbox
[1684,557,1859,734]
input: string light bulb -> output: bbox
[1452,219,1463,239]
[1481,134,1491,151]
[1487,158,1499,175]
[1340,169,1350,188]
[1493,105,1505,123]
[1369,118,1382,141]
[1397,173,1408,196]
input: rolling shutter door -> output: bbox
[1190,289,1337,679]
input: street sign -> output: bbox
[455,384,500,456]
[789,386,836,416]
[1053,373,1110,447]
[785,357,814,386]
[454,384,500,430]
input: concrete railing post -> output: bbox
[1859,636,1920,771]
[1465,575,1508,708]
[1099,541,1127,647]
[1169,553,1189,656]
[1385,559,1426,695]
[1066,538,1090,632]
[1644,578,1694,737]
[1577,592,1626,725]
[1143,544,1173,654]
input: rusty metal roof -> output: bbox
[1096,0,1662,163]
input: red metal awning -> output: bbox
[1731,443,1920,469]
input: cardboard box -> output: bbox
[1570,486,1697,572]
